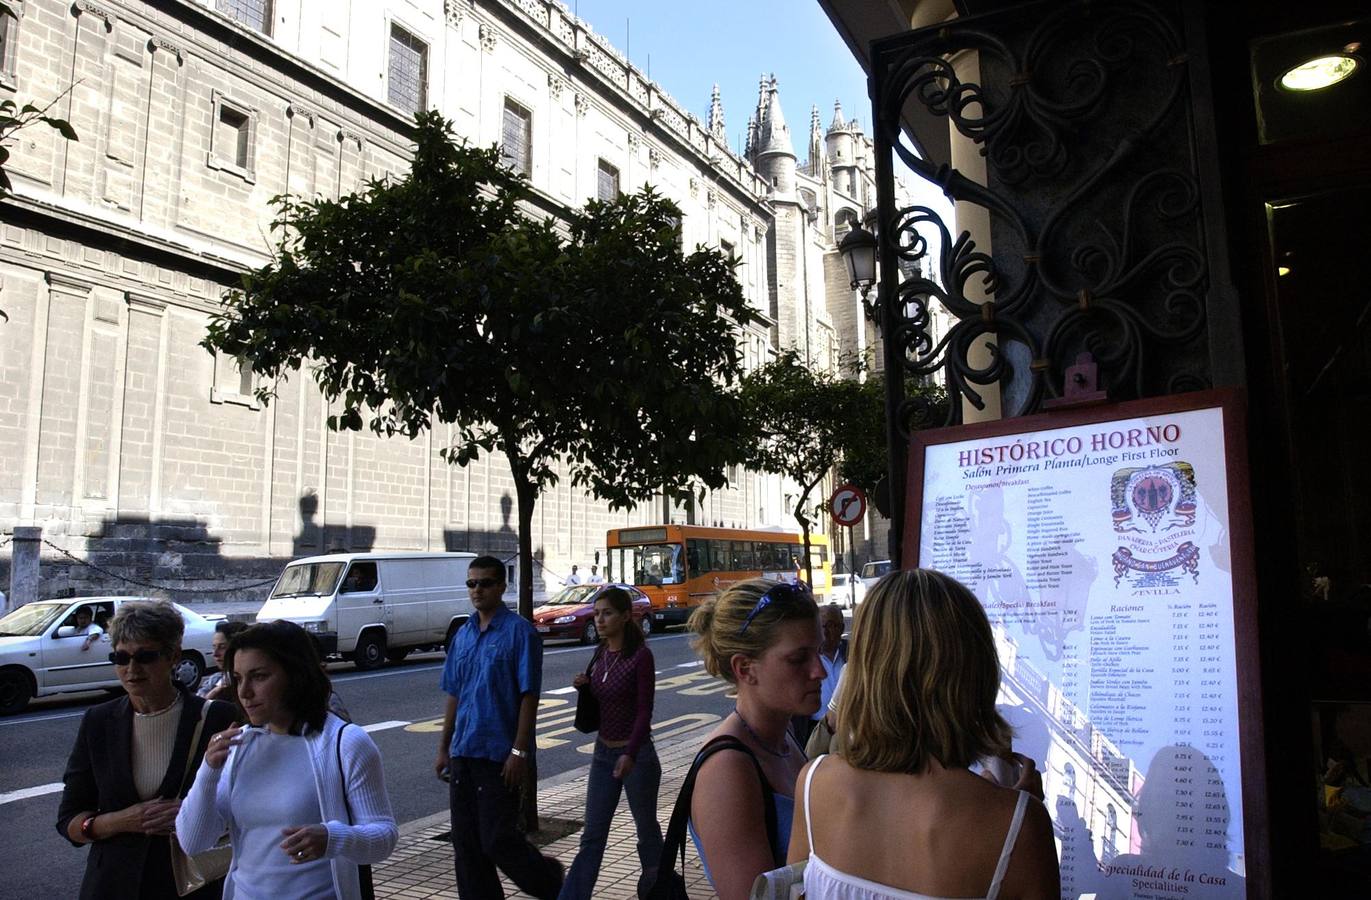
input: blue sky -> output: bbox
[566,0,870,158]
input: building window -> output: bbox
[387,24,428,115]
[501,98,532,176]
[206,90,257,182]
[596,159,619,201]
[216,0,272,35]
[720,239,735,259]
[0,2,19,89]
[210,353,260,409]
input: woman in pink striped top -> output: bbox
[559,587,663,899]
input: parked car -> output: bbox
[860,559,893,590]
[256,551,477,670]
[830,574,867,608]
[531,583,652,644]
[0,596,220,715]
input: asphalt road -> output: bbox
[0,630,735,900]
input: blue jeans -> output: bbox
[558,740,664,900]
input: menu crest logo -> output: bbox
[1110,464,1200,587]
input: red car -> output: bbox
[531,583,653,644]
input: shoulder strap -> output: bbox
[336,721,356,825]
[985,792,1030,900]
[178,701,211,795]
[585,644,604,679]
[654,734,782,884]
[802,754,827,856]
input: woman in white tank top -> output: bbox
[786,569,1061,900]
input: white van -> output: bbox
[256,552,477,670]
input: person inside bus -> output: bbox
[684,578,823,898]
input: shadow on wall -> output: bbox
[0,491,556,604]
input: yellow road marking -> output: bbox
[575,713,722,754]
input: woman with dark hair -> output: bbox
[559,587,662,899]
[175,620,397,900]
[787,569,1058,900]
[57,599,236,899]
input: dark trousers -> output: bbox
[449,756,563,900]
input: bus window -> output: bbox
[732,541,756,570]
[687,539,707,575]
[708,540,729,573]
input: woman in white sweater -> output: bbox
[176,621,398,900]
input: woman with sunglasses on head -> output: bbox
[558,587,663,899]
[788,569,1059,900]
[684,578,824,899]
[57,599,237,899]
[176,620,398,900]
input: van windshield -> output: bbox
[860,561,891,580]
[271,562,345,599]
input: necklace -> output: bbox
[734,707,790,758]
[601,648,621,683]
[133,693,182,718]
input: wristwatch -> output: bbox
[80,816,98,841]
[509,747,528,759]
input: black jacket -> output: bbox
[56,686,237,900]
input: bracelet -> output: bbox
[80,816,98,841]
[509,747,527,759]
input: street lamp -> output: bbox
[838,223,878,294]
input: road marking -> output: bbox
[0,782,64,806]
[675,661,702,668]
[361,720,409,733]
[546,686,578,695]
[575,713,722,754]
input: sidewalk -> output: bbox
[372,734,715,899]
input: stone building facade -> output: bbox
[0,0,883,601]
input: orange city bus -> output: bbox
[605,524,832,628]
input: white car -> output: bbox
[0,596,221,715]
[830,574,867,608]
[859,559,893,590]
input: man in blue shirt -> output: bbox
[436,555,562,899]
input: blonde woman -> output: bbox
[685,578,824,899]
[788,569,1059,900]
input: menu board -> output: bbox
[906,390,1265,900]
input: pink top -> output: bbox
[589,644,655,758]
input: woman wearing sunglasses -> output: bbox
[57,600,237,899]
[176,620,397,900]
[685,578,824,899]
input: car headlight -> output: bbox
[552,615,577,624]
[301,620,329,633]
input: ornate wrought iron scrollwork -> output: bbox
[870,0,1214,440]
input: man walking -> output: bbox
[586,565,605,584]
[565,565,582,586]
[436,555,563,899]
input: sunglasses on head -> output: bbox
[109,649,165,666]
[738,580,813,634]
[466,578,502,589]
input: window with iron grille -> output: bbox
[0,3,18,88]
[501,99,532,176]
[216,0,272,35]
[596,159,619,201]
[388,25,428,114]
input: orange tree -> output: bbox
[204,112,759,617]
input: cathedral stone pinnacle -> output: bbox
[708,84,727,141]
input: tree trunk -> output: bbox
[507,453,540,832]
[794,476,823,590]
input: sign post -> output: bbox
[830,483,868,608]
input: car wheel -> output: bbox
[354,632,386,671]
[385,647,410,663]
[640,615,652,638]
[581,621,598,646]
[174,652,205,691]
[0,670,34,715]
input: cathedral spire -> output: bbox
[708,84,727,141]
[808,104,823,176]
[829,99,846,133]
[757,75,794,159]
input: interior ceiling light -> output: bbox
[1278,54,1361,91]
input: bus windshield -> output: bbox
[610,544,684,586]
[271,562,345,598]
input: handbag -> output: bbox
[644,735,780,900]
[573,646,604,734]
[337,723,376,900]
[169,702,233,896]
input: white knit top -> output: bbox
[175,713,398,900]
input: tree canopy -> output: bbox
[204,112,761,616]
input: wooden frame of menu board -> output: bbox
[904,388,1267,899]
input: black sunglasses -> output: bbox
[466,578,503,589]
[738,581,813,634]
[109,649,165,666]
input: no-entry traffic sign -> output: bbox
[829,483,867,527]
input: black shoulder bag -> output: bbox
[336,724,376,900]
[573,645,604,733]
[644,735,780,900]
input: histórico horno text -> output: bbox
[913,400,1250,900]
